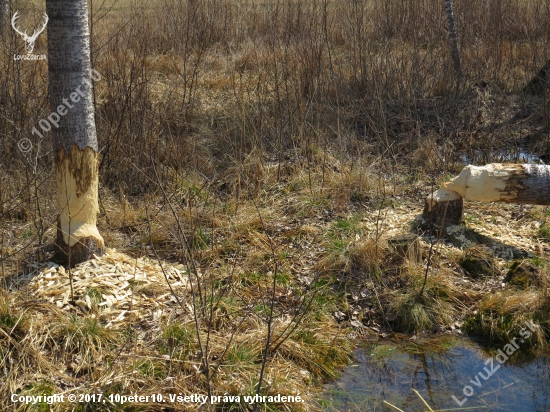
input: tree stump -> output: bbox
[422,188,463,228]
[419,163,550,236]
[388,233,421,263]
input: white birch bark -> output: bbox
[0,0,9,34]
[423,163,550,227]
[443,164,550,205]
[47,0,104,265]
[444,0,461,79]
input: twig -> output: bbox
[383,400,405,412]
[413,388,434,411]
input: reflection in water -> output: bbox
[320,337,550,411]
[460,150,542,165]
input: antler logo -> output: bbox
[12,11,48,54]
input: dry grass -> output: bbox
[464,289,549,348]
[3,154,550,410]
[3,0,550,409]
[0,252,353,410]
[388,265,457,333]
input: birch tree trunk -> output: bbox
[0,0,8,35]
[444,0,461,80]
[443,163,550,204]
[423,163,550,227]
[47,0,104,265]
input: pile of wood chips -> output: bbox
[27,248,190,329]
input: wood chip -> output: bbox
[27,248,191,329]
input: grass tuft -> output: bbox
[391,269,456,333]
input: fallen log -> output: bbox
[444,163,550,204]
[423,163,550,227]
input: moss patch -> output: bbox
[505,260,541,289]
[460,246,498,278]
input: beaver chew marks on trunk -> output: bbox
[422,163,550,232]
[55,144,104,265]
[443,163,550,205]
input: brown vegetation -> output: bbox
[2,0,550,410]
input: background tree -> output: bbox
[444,0,461,82]
[46,0,104,265]
[0,0,8,35]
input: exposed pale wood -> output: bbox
[47,0,104,265]
[444,0,461,79]
[422,163,550,230]
[443,163,550,205]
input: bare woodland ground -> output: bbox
[2,0,550,410]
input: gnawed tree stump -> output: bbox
[388,233,421,263]
[422,163,550,229]
[423,188,463,227]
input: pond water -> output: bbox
[460,149,542,165]
[320,336,550,411]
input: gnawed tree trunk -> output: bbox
[443,163,550,204]
[47,0,104,265]
[444,0,461,80]
[423,164,550,227]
